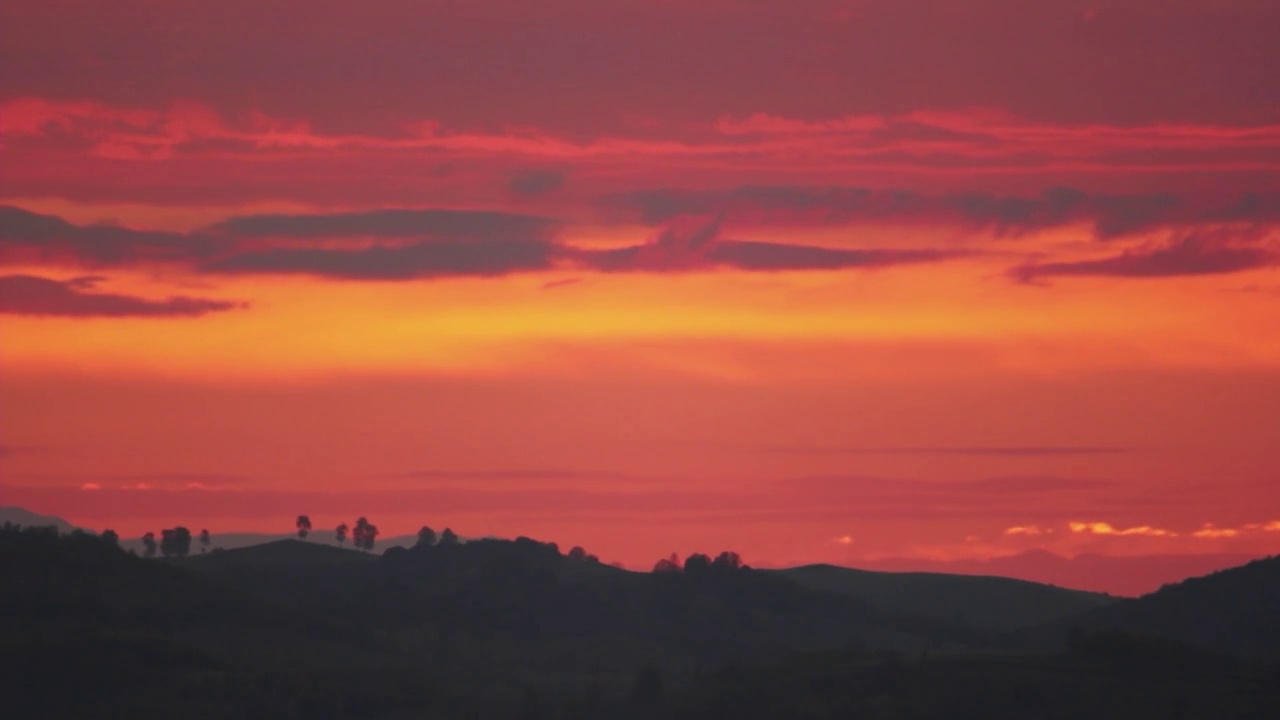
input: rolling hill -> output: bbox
[1052,554,1280,659]
[0,505,81,534]
[5,522,1279,718]
[771,564,1118,631]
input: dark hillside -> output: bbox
[773,563,1118,631]
[1052,554,1280,659]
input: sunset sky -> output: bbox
[3,0,1279,595]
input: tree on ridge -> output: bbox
[160,527,193,559]
[353,517,379,552]
[296,515,312,539]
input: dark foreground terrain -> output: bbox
[3,523,1277,719]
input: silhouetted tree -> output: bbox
[335,522,349,545]
[567,545,599,563]
[160,527,192,559]
[296,515,312,539]
[353,517,379,552]
[653,552,681,573]
[100,529,119,547]
[142,531,157,558]
[683,553,712,573]
[712,551,743,570]
[199,528,211,553]
[439,527,459,546]
[416,526,437,548]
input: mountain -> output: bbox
[0,506,81,534]
[770,564,1117,631]
[1053,554,1280,659]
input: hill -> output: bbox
[771,564,1117,631]
[0,505,81,533]
[857,549,1261,597]
[2,526,1005,716]
[186,536,1001,669]
[6,524,1278,718]
[1053,554,1280,659]
[121,530,421,556]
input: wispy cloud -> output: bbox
[1011,232,1279,282]
[0,275,243,318]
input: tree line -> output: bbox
[94,519,746,573]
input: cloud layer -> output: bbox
[0,275,242,317]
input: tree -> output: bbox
[416,526,437,548]
[652,552,681,573]
[712,551,743,570]
[439,527,459,546]
[568,545,599,563]
[142,531,157,558]
[335,522,349,545]
[296,515,312,539]
[353,517,379,552]
[100,529,119,547]
[683,553,712,573]
[199,529,211,553]
[160,527,192,559]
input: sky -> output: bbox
[2,0,1279,595]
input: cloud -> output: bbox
[1191,524,1240,539]
[582,215,968,273]
[0,205,222,267]
[541,277,582,290]
[1068,521,1177,537]
[2,205,563,280]
[833,535,854,545]
[202,238,557,280]
[205,208,555,240]
[0,275,243,317]
[508,169,568,197]
[1,206,973,282]
[1004,525,1046,536]
[1011,232,1279,282]
[611,186,1280,240]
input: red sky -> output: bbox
[2,0,1279,596]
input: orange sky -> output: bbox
[3,0,1280,595]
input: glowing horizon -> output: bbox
[3,0,1280,596]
